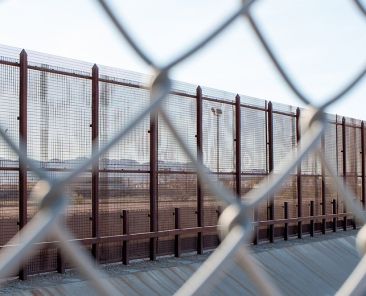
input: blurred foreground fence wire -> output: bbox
[0,0,365,295]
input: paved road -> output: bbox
[0,230,360,295]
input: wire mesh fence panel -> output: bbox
[240,104,268,241]
[158,94,197,255]
[272,111,297,237]
[0,62,19,251]
[26,67,93,272]
[203,204,221,249]
[201,99,235,206]
[240,106,267,178]
[335,115,346,228]
[157,207,175,256]
[99,82,150,171]
[345,118,362,198]
[179,206,198,252]
[28,68,93,238]
[202,99,235,174]
[300,149,322,233]
[158,95,197,171]
[97,79,151,264]
[128,210,150,260]
[0,171,18,247]
[0,64,19,160]
[24,171,55,274]
[27,50,92,78]
[323,119,339,231]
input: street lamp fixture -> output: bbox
[211,107,222,116]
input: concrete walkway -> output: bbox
[0,230,360,295]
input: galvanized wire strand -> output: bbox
[53,226,122,296]
[96,0,157,68]
[353,0,366,16]
[245,13,310,106]
[335,253,366,296]
[235,245,282,296]
[174,224,248,296]
[96,0,256,72]
[319,66,366,111]
[162,0,255,71]
[246,13,366,110]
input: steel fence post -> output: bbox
[310,201,314,237]
[342,117,347,231]
[235,94,241,199]
[56,249,65,274]
[296,107,302,239]
[122,210,129,265]
[19,49,28,280]
[362,121,365,209]
[53,60,64,273]
[196,86,204,254]
[332,199,337,232]
[267,101,274,243]
[284,202,288,241]
[175,208,181,257]
[149,94,158,261]
[321,134,326,234]
[91,64,100,261]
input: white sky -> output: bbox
[0,0,365,119]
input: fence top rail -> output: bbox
[1,47,364,126]
[0,44,309,117]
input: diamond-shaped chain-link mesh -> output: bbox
[0,0,366,295]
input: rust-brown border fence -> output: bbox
[0,1,365,295]
[0,45,364,279]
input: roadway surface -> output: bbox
[0,230,360,295]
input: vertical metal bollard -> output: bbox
[267,101,274,243]
[310,201,314,237]
[91,64,100,261]
[296,107,302,239]
[122,210,129,265]
[19,49,28,280]
[342,117,347,231]
[235,94,241,199]
[321,134,326,234]
[57,248,65,274]
[332,199,337,232]
[175,208,181,258]
[362,121,365,209]
[149,97,158,261]
[283,202,288,241]
[196,86,204,255]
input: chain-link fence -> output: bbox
[0,0,366,295]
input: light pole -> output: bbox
[211,107,222,175]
